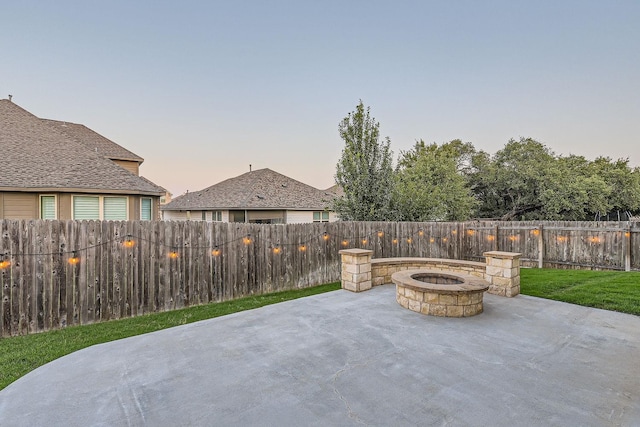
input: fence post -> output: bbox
[623,225,631,272]
[538,224,544,269]
[493,224,499,251]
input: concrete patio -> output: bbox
[1,284,638,426]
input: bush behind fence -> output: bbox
[1,219,638,336]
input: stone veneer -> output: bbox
[483,251,522,297]
[372,258,486,287]
[339,249,373,292]
[341,253,522,299]
[392,270,489,317]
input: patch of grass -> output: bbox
[0,282,341,390]
[520,268,640,316]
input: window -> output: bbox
[202,211,207,221]
[73,196,128,220]
[141,198,152,221]
[73,196,100,220]
[40,195,56,219]
[103,197,127,220]
[313,211,329,223]
[213,211,222,221]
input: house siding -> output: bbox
[285,211,314,224]
[0,192,38,219]
[163,210,190,221]
[112,160,140,176]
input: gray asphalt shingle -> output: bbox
[0,99,163,195]
[163,168,336,211]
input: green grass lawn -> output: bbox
[520,268,640,316]
[0,282,341,391]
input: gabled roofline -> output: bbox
[0,186,164,197]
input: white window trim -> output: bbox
[72,195,129,220]
[39,194,57,220]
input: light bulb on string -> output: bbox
[68,251,80,265]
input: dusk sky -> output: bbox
[1,1,638,197]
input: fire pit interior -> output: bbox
[412,273,465,285]
[392,269,490,317]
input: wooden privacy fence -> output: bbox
[1,219,638,336]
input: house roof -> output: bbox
[41,119,144,163]
[0,99,164,196]
[162,168,337,211]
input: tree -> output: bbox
[394,140,477,221]
[334,101,395,221]
[468,138,555,220]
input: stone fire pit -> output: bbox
[392,269,490,317]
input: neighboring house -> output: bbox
[161,168,338,224]
[0,99,165,220]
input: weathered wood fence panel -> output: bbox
[1,219,638,336]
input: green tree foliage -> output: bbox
[469,138,640,220]
[334,101,395,220]
[394,140,477,220]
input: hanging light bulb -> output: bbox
[377,231,384,238]
[243,235,252,245]
[123,235,135,248]
[322,232,329,241]
[0,256,10,269]
[299,244,307,252]
[68,251,80,265]
[169,250,179,259]
[211,246,221,256]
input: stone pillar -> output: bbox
[339,249,373,292]
[483,251,521,297]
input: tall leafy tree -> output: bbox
[334,101,395,220]
[394,140,477,221]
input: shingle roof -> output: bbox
[0,99,164,195]
[41,119,144,163]
[162,168,336,211]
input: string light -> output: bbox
[123,236,135,248]
[68,251,80,265]
[588,236,601,244]
[0,225,586,264]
